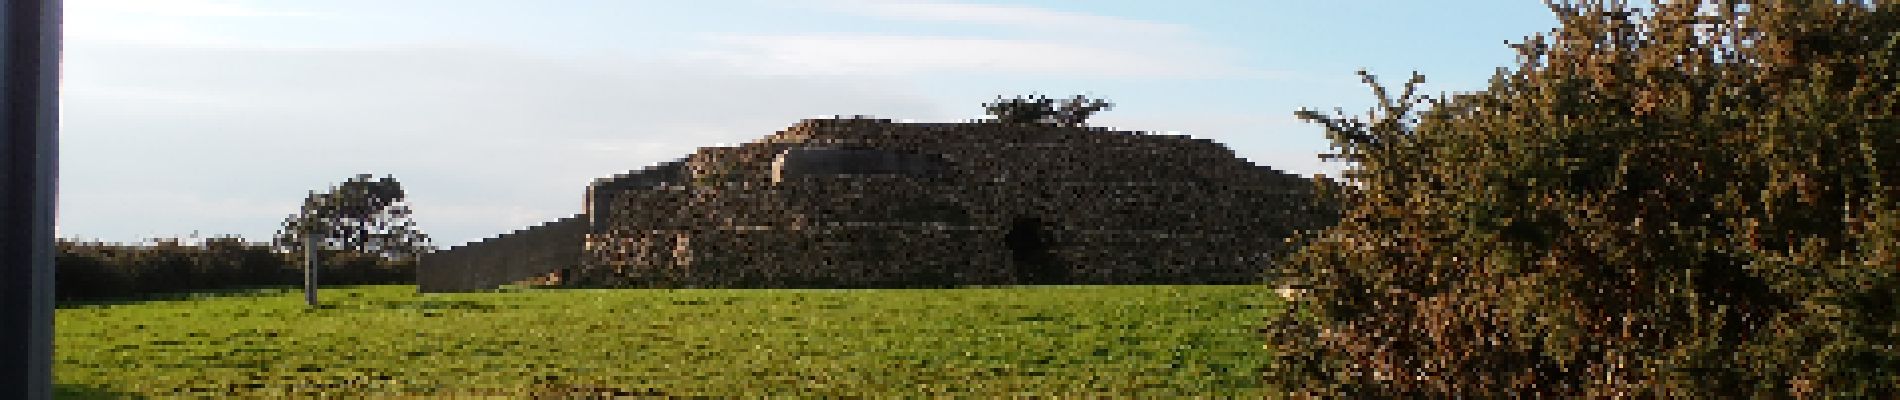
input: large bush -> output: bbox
[1264,1,1899,397]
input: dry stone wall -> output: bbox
[586,159,687,232]
[570,117,1338,288]
[418,214,586,292]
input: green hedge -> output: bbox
[55,236,414,303]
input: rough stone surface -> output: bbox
[586,158,687,232]
[418,117,1338,291]
[771,147,950,182]
[417,214,586,293]
[571,117,1339,288]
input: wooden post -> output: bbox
[0,0,61,398]
[305,232,318,307]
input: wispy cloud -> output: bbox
[61,43,950,245]
[65,0,316,47]
[69,0,316,18]
[687,1,1282,79]
[685,34,1270,78]
[811,0,1190,37]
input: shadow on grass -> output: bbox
[364,298,501,312]
[54,383,148,399]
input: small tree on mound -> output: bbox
[1055,95,1113,126]
[984,94,1061,124]
[1264,1,1900,397]
[983,94,1112,126]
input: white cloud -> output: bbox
[65,17,244,47]
[68,0,315,18]
[55,189,302,243]
[65,0,316,48]
[56,1,1306,246]
[62,82,246,110]
[685,34,1276,79]
[812,0,1189,37]
[403,202,576,248]
[685,1,1282,79]
[1088,112,1343,178]
[60,44,951,246]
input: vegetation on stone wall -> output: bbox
[1264,1,1899,397]
[983,94,1112,126]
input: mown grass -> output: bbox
[55,284,1282,397]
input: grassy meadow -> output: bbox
[55,284,1284,397]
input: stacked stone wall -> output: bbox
[418,214,586,292]
[586,159,686,231]
[570,118,1339,288]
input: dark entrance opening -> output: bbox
[1005,217,1066,284]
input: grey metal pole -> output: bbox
[305,232,318,307]
[0,0,61,398]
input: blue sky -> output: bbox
[60,0,1570,247]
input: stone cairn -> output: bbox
[568,96,1338,288]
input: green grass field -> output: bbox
[54,284,1283,397]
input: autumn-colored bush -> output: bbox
[1264,1,1900,397]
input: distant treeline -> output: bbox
[55,236,415,303]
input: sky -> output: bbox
[60,0,1572,248]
